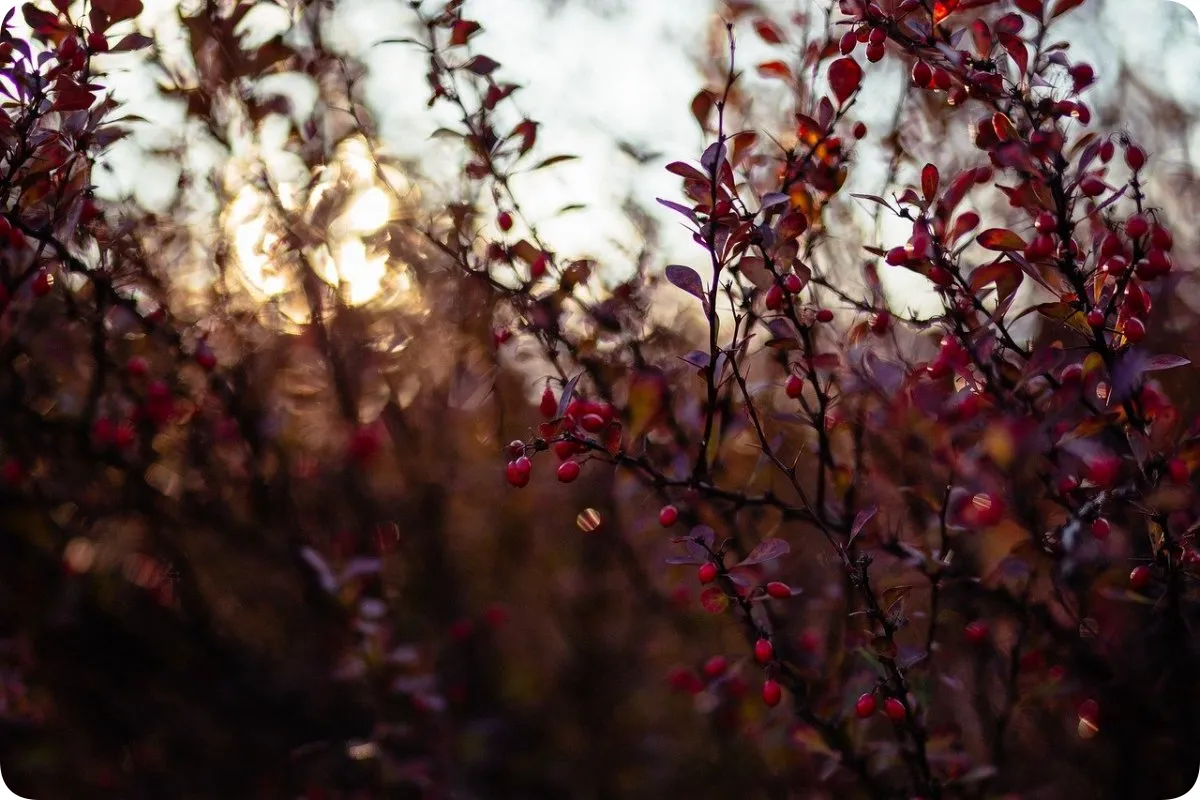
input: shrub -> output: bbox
[0,0,1198,798]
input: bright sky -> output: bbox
[92,0,1200,309]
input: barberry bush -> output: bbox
[0,0,1199,797]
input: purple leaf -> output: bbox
[848,505,877,545]
[700,141,726,172]
[737,537,790,567]
[555,372,582,419]
[665,265,706,302]
[1144,354,1190,372]
[656,197,698,222]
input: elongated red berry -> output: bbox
[754,638,774,664]
[1091,517,1111,540]
[557,460,581,483]
[539,387,557,418]
[765,581,792,599]
[497,211,513,231]
[785,374,804,399]
[964,620,989,644]
[761,679,782,707]
[855,693,877,718]
[703,655,728,679]
[698,562,718,584]
[1168,458,1190,484]
[659,504,679,527]
[1125,145,1146,171]
[884,697,906,722]
[1129,565,1151,591]
[815,308,834,323]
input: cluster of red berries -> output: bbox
[764,272,808,311]
[854,691,907,722]
[503,387,624,488]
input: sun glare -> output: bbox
[225,137,415,312]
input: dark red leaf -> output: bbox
[921,164,940,204]
[828,57,863,105]
[753,17,786,44]
[976,228,1027,251]
[464,55,499,75]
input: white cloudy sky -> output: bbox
[93,0,1200,302]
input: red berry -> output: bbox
[1086,309,1105,328]
[112,422,134,449]
[912,61,932,87]
[885,246,909,266]
[552,440,574,460]
[866,42,885,62]
[31,269,53,297]
[1034,212,1057,234]
[1091,517,1111,540]
[668,667,703,694]
[507,440,526,459]
[703,655,728,679]
[1129,565,1152,591]
[1123,317,1146,344]
[754,638,774,664]
[506,457,532,488]
[765,283,784,311]
[765,581,792,599]
[1,459,23,486]
[761,679,782,707]
[839,31,857,55]
[580,413,605,433]
[1079,175,1106,197]
[1085,454,1120,488]
[1151,225,1173,251]
[92,418,114,445]
[556,460,581,483]
[868,27,886,44]
[783,273,803,293]
[539,387,558,418]
[126,356,148,377]
[348,426,381,464]
[530,252,550,280]
[785,374,804,399]
[195,347,217,371]
[659,504,679,527]
[855,693,877,718]
[1078,698,1100,725]
[698,562,719,584]
[1125,145,1146,171]
[884,697,907,722]
[852,121,868,139]
[497,211,513,232]
[1168,458,1190,484]
[1059,363,1083,384]
[1125,215,1149,238]
[964,620,989,644]
[815,308,834,323]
